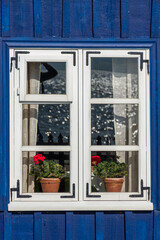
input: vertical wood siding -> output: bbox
[93,0,120,38]
[0,0,160,239]
[0,211,157,240]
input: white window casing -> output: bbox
[9,48,152,211]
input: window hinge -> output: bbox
[60,183,75,198]
[86,183,101,198]
[10,51,30,72]
[129,179,150,200]
[128,52,150,74]
[61,51,76,66]
[86,51,101,66]
[10,180,32,201]
[17,88,20,96]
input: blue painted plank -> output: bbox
[1,42,10,211]
[4,212,12,240]
[96,212,104,240]
[96,212,124,240]
[42,212,65,240]
[34,0,42,37]
[12,213,33,240]
[0,40,4,211]
[0,212,4,240]
[125,211,153,240]
[154,211,160,240]
[2,0,10,37]
[121,0,151,38]
[41,0,62,37]
[157,40,160,209]
[34,212,42,240]
[0,0,2,36]
[93,0,120,38]
[66,212,95,240]
[151,0,160,37]
[63,0,92,38]
[150,43,158,209]
[10,0,34,37]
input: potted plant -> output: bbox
[91,155,101,172]
[93,156,128,192]
[30,154,66,192]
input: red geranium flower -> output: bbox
[91,155,101,166]
[33,154,45,164]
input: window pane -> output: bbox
[91,58,138,98]
[91,151,138,193]
[27,62,66,94]
[91,104,138,145]
[22,151,70,193]
[22,104,70,145]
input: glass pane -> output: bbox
[91,104,138,145]
[91,58,138,98]
[91,151,138,193]
[22,151,70,193]
[27,62,66,94]
[22,104,70,145]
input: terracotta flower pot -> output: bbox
[40,178,61,192]
[104,178,124,192]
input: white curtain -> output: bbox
[22,63,40,193]
[112,58,138,192]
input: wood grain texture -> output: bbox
[0,212,3,240]
[96,212,125,240]
[2,0,9,37]
[34,212,42,240]
[0,40,3,211]
[121,0,151,38]
[4,212,12,240]
[34,0,42,38]
[41,0,62,37]
[66,212,95,240]
[151,0,160,37]
[0,0,1,36]
[150,43,158,208]
[1,42,9,211]
[157,40,160,209]
[154,211,160,240]
[10,0,34,37]
[125,211,153,240]
[93,0,120,38]
[42,212,65,240]
[63,0,92,38]
[12,213,33,240]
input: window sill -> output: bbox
[8,201,153,211]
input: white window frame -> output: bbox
[8,48,153,211]
[18,50,74,102]
[9,49,79,202]
[83,49,150,201]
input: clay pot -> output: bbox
[104,178,124,192]
[40,178,61,192]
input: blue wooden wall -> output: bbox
[0,0,160,239]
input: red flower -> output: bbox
[91,155,101,166]
[33,154,45,164]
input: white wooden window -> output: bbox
[9,49,153,211]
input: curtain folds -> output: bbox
[22,63,40,193]
[112,58,138,192]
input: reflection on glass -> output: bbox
[91,151,138,193]
[22,151,70,193]
[22,104,70,145]
[27,62,66,94]
[91,58,138,98]
[91,104,138,145]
